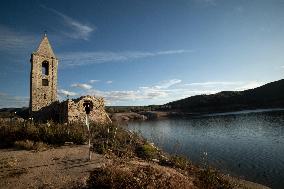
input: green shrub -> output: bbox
[169,155,190,170]
[136,143,159,160]
[197,167,232,189]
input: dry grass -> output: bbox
[91,123,146,158]
[86,161,196,189]
[0,121,88,148]
[196,167,232,189]
[0,120,233,189]
[14,140,49,151]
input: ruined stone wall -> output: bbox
[57,101,69,123]
[65,96,111,124]
[32,101,60,122]
[32,96,111,124]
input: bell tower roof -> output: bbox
[35,34,56,58]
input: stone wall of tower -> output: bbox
[30,53,58,112]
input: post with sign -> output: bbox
[83,101,92,161]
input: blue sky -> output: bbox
[0,0,284,108]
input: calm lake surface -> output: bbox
[126,110,284,189]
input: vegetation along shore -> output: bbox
[0,119,270,189]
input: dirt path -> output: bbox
[0,145,108,189]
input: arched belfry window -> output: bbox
[42,61,49,76]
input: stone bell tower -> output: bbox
[30,34,58,113]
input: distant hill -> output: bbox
[165,79,284,113]
[0,107,29,118]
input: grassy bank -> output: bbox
[0,120,232,188]
[88,123,232,189]
[0,120,87,149]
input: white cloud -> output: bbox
[88,88,168,103]
[86,84,218,105]
[0,25,36,52]
[82,79,182,105]
[59,49,193,67]
[235,81,264,91]
[185,81,242,87]
[58,89,77,96]
[155,50,192,55]
[89,80,100,84]
[0,92,29,108]
[153,79,182,89]
[281,66,284,69]
[71,83,92,90]
[184,81,266,91]
[40,5,95,40]
[64,79,267,106]
[106,80,113,84]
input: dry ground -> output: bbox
[0,145,108,189]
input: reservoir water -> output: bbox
[126,110,284,189]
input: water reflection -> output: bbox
[127,111,284,189]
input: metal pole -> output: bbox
[89,129,91,161]
[86,114,91,161]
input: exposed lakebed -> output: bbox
[126,109,284,189]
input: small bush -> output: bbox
[14,140,34,150]
[33,141,49,151]
[170,155,190,170]
[92,124,145,158]
[93,141,108,154]
[136,143,159,160]
[87,165,135,189]
[197,167,232,189]
[14,140,49,151]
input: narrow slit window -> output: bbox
[42,61,49,75]
[42,79,49,86]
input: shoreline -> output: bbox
[108,110,283,188]
[109,108,284,122]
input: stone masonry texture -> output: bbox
[30,34,58,112]
[30,35,111,124]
